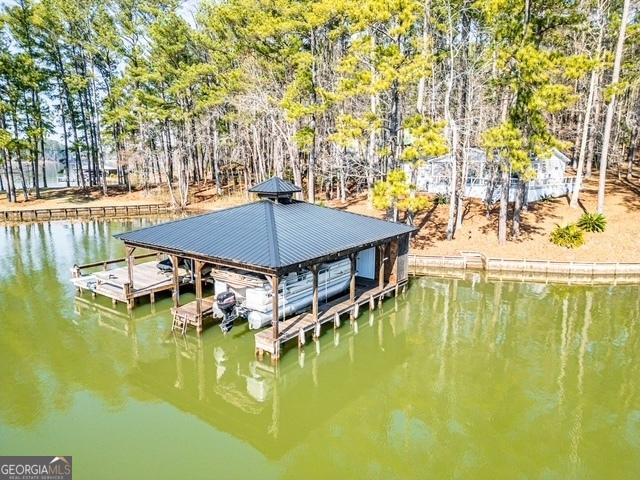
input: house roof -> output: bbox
[248,176,301,195]
[418,147,572,165]
[114,199,415,274]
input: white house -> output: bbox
[404,147,575,203]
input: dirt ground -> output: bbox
[2,172,638,263]
[0,185,168,210]
[0,182,249,212]
[336,174,640,263]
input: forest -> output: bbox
[0,0,638,244]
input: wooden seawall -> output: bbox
[1,203,171,222]
[408,252,640,284]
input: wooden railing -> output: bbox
[71,252,159,277]
[1,203,171,222]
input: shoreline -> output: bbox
[2,174,639,266]
[408,252,640,283]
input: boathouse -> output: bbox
[104,177,415,358]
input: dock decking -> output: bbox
[255,280,407,358]
[171,296,216,334]
[71,261,188,307]
[1,203,170,222]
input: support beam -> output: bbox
[378,243,386,290]
[349,253,356,319]
[195,260,203,334]
[311,265,319,323]
[126,246,136,291]
[271,275,280,358]
[171,254,180,308]
[391,239,399,286]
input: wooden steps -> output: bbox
[171,297,216,335]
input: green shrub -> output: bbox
[577,212,606,233]
[550,224,585,249]
[433,193,449,205]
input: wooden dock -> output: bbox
[71,259,188,308]
[171,296,216,334]
[1,203,170,222]
[255,280,407,359]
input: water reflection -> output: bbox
[1,220,640,477]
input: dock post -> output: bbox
[349,253,356,319]
[126,246,136,291]
[195,260,203,334]
[311,265,319,338]
[390,238,399,285]
[171,254,180,308]
[125,282,133,310]
[378,243,386,290]
[270,274,280,360]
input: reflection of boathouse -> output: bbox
[83,177,415,360]
[129,292,413,461]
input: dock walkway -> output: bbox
[2,203,170,222]
[255,280,407,358]
[71,260,188,307]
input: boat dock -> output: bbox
[72,176,416,360]
[171,296,215,334]
[71,253,189,309]
[2,203,170,222]
[254,281,406,358]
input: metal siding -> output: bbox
[356,247,376,279]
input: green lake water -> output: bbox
[1,219,639,479]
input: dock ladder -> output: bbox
[172,315,188,335]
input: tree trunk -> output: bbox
[627,124,638,180]
[23,98,40,199]
[89,61,108,196]
[597,0,630,213]
[570,50,601,207]
[444,2,458,240]
[416,0,430,115]
[210,118,221,194]
[511,178,525,238]
[498,167,509,245]
[367,33,377,205]
[453,2,471,236]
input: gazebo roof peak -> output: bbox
[248,177,301,198]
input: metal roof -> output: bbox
[248,177,301,195]
[114,200,415,273]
